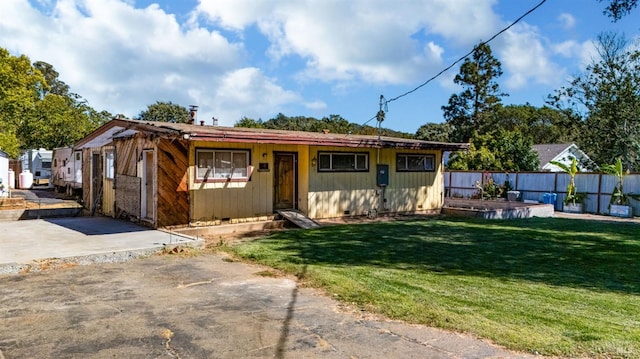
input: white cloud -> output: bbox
[2,0,588,131]
[498,24,565,89]
[577,40,599,69]
[558,13,576,30]
[196,0,501,85]
[304,100,327,111]
[552,40,580,57]
[0,0,244,118]
[210,68,301,125]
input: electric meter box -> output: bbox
[377,164,389,187]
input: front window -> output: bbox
[396,154,435,172]
[196,149,250,180]
[318,152,368,172]
[105,150,115,180]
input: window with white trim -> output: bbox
[396,154,435,172]
[196,149,250,180]
[105,150,115,179]
[318,152,368,172]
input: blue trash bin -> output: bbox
[542,193,557,205]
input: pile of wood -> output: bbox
[0,197,26,210]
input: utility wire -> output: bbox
[362,0,547,126]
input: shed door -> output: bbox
[141,150,155,220]
[91,153,102,214]
[274,152,297,210]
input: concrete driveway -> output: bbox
[0,253,539,359]
[0,216,199,273]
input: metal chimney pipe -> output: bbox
[189,105,198,125]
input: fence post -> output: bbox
[597,172,602,214]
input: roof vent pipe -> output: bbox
[188,105,198,125]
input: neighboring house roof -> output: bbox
[75,118,470,151]
[532,143,596,171]
[0,150,8,159]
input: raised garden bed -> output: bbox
[443,198,554,219]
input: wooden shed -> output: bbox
[74,118,467,229]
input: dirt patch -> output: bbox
[18,258,79,274]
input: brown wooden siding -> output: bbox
[156,138,189,227]
[81,148,91,209]
[81,147,104,212]
[110,135,189,227]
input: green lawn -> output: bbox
[226,217,640,358]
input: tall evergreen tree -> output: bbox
[442,43,507,143]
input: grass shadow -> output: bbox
[246,217,640,295]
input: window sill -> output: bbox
[195,178,250,183]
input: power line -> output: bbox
[362,0,547,126]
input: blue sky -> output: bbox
[1,0,638,134]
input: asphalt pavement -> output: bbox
[0,253,540,359]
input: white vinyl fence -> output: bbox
[444,170,640,215]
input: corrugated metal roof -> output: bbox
[85,118,469,151]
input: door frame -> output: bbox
[273,152,298,210]
[140,149,156,222]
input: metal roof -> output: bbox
[75,118,469,151]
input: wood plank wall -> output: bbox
[111,135,189,227]
[156,138,189,227]
[307,147,442,218]
[189,142,441,223]
[189,142,309,225]
[113,136,148,221]
[101,145,115,217]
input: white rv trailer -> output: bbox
[52,147,83,195]
[0,150,8,195]
[20,148,53,186]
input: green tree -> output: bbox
[549,32,640,170]
[234,117,264,128]
[490,104,581,145]
[442,43,507,143]
[415,122,452,142]
[19,93,103,150]
[0,48,45,156]
[599,0,637,21]
[1,48,108,154]
[33,61,70,97]
[235,113,413,138]
[446,142,498,171]
[137,101,190,123]
[448,130,538,171]
[0,132,20,158]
